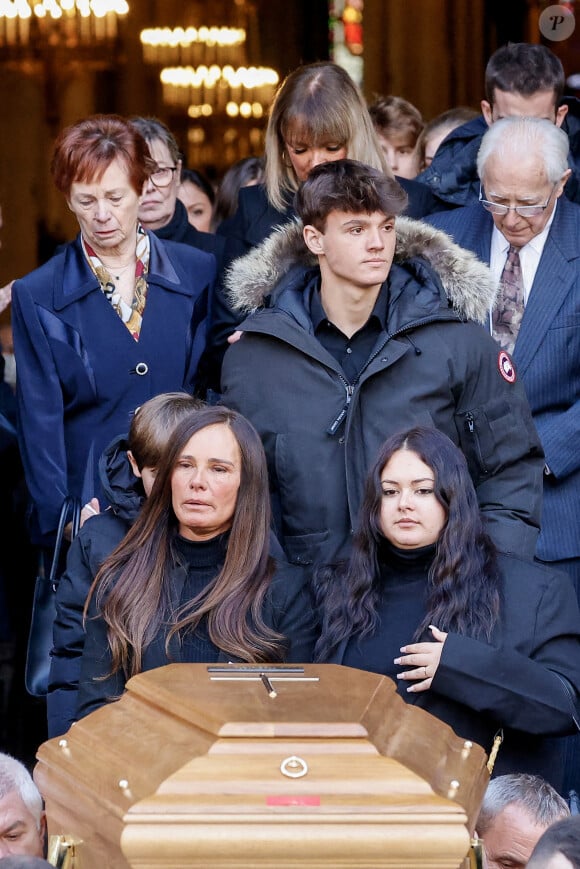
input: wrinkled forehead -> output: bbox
[0,789,39,830]
[482,151,549,190]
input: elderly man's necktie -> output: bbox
[492,245,524,355]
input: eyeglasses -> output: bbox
[150,165,178,188]
[479,183,557,217]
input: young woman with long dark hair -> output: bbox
[313,426,580,790]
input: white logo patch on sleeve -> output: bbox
[498,350,516,383]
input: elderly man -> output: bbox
[426,113,580,798]
[477,774,570,869]
[427,117,579,590]
[0,755,45,858]
[417,42,580,208]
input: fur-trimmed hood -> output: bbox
[223,216,498,324]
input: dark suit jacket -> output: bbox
[426,197,580,561]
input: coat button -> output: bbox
[135,362,148,376]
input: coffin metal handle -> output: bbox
[47,834,83,868]
[280,755,308,779]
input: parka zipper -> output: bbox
[327,382,354,435]
[464,411,488,474]
[324,325,429,438]
[257,311,456,439]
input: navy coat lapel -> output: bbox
[514,198,580,375]
[467,207,494,264]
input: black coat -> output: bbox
[76,542,318,721]
[154,198,226,267]
[47,433,142,737]
[326,553,580,790]
[206,179,441,392]
[47,432,293,737]
[220,219,544,566]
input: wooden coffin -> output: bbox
[35,663,489,868]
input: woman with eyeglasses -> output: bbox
[128,117,225,399]
[11,114,215,553]
[128,116,223,262]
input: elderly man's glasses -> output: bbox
[479,183,557,217]
[151,165,178,188]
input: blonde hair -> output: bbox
[264,61,391,211]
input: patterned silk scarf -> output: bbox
[82,224,150,341]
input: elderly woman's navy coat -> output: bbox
[12,232,215,543]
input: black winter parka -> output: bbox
[221,218,544,567]
[47,433,142,738]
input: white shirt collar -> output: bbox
[491,198,557,257]
[489,199,558,307]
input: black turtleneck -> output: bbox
[153,199,224,261]
[342,541,435,684]
[170,532,229,662]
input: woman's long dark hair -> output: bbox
[85,406,284,676]
[313,426,502,661]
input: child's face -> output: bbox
[140,467,158,496]
[128,450,158,497]
[376,131,420,180]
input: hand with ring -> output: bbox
[393,625,447,693]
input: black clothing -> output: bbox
[154,198,226,265]
[47,433,140,737]
[206,179,441,392]
[173,534,226,663]
[309,275,385,382]
[326,551,580,790]
[153,199,226,398]
[342,544,432,678]
[77,535,318,720]
[221,218,543,567]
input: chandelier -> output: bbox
[140,26,246,68]
[160,64,279,119]
[140,24,279,120]
[0,0,129,49]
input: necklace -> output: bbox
[112,262,135,281]
[101,257,136,281]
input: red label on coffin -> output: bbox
[266,795,321,806]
